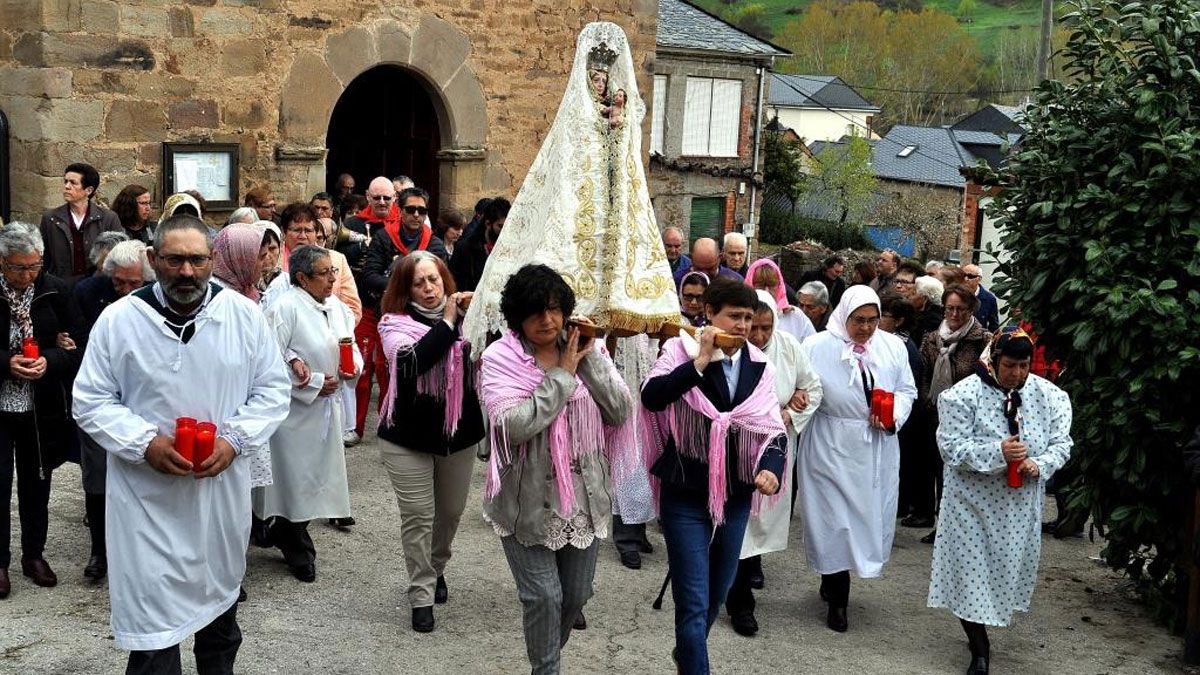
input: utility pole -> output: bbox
[1036,0,1054,82]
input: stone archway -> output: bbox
[277,15,490,210]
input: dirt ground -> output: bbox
[1,427,1185,674]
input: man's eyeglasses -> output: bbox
[160,255,212,269]
[963,273,982,280]
[2,262,43,274]
[681,293,704,303]
[369,195,393,202]
[403,205,429,216]
[288,227,317,236]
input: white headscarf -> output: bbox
[826,285,882,388]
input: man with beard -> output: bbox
[72,214,290,674]
[450,197,508,291]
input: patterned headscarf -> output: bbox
[212,224,265,302]
[162,193,203,219]
[677,270,710,327]
[975,324,1035,391]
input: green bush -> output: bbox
[984,0,1200,625]
[760,208,872,250]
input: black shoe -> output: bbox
[412,606,435,633]
[731,611,758,636]
[901,514,935,528]
[639,538,654,554]
[966,655,989,674]
[826,606,848,633]
[1040,521,1058,535]
[290,563,316,583]
[238,586,248,603]
[573,612,586,630]
[83,554,107,581]
[435,576,448,604]
[619,550,642,570]
[749,572,764,590]
[920,529,938,544]
[328,517,355,529]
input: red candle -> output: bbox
[1007,460,1024,488]
[879,392,895,430]
[870,388,883,420]
[338,337,354,376]
[175,417,197,463]
[21,337,38,360]
[194,422,216,473]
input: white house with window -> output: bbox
[650,0,789,242]
[765,73,880,143]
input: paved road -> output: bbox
[1,429,1183,674]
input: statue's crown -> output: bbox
[587,42,617,71]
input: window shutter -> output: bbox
[709,79,742,157]
[651,75,667,154]
[689,197,724,243]
[682,78,712,156]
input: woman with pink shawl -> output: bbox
[640,276,787,673]
[375,252,485,634]
[745,257,815,344]
[478,264,632,675]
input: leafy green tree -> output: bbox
[763,128,806,204]
[983,0,1200,624]
[723,3,773,41]
[810,135,876,225]
[956,0,977,21]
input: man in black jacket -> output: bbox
[450,197,508,292]
[38,163,123,286]
[798,254,847,311]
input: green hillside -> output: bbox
[689,0,1043,59]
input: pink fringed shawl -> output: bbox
[641,337,787,524]
[377,313,468,436]
[479,331,636,518]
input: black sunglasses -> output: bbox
[403,205,429,216]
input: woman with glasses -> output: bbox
[796,285,917,632]
[0,223,85,599]
[254,245,362,583]
[110,185,156,244]
[908,285,989,539]
[677,270,709,327]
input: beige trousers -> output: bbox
[378,439,476,608]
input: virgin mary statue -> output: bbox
[462,21,681,353]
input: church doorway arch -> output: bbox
[325,66,441,211]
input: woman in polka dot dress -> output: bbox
[927,327,1073,675]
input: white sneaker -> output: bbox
[342,431,361,447]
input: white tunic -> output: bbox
[610,334,656,524]
[777,307,816,344]
[72,285,290,651]
[740,330,822,558]
[253,287,362,522]
[797,329,917,577]
[927,374,1073,626]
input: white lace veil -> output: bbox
[462,22,681,355]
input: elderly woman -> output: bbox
[255,245,362,583]
[479,264,631,675]
[797,285,917,632]
[745,258,815,343]
[375,252,484,632]
[724,291,822,637]
[642,277,787,671]
[908,285,989,536]
[87,231,129,278]
[797,280,831,331]
[928,327,1073,675]
[677,270,710,327]
[73,240,153,582]
[909,273,946,348]
[226,207,258,228]
[0,223,85,598]
[111,185,156,244]
[313,216,364,453]
[212,225,267,303]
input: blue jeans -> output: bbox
[660,485,752,675]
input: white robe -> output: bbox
[797,329,917,577]
[777,307,816,345]
[927,373,1073,626]
[610,334,656,524]
[212,276,274,488]
[253,287,362,521]
[740,330,822,558]
[72,285,290,651]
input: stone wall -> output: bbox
[648,51,765,241]
[0,0,658,223]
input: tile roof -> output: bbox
[657,0,790,58]
[768,73,880,112]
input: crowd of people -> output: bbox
[0,161,1073,675]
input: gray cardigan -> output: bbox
[482,345,631,547]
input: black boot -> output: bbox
[961,620,990,674]
[412,606,435,632]
[826,605,848,632]
[967,656,989,674]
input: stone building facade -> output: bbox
[0,0,657,223]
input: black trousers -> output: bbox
[821,571,850,608]
[85,493,106,557]
[125,602,242,675]
[269,518,315,567]
[724,556,761,616]
[612,514,646,555]
[0,412,52,568]
[910,412,944,519]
